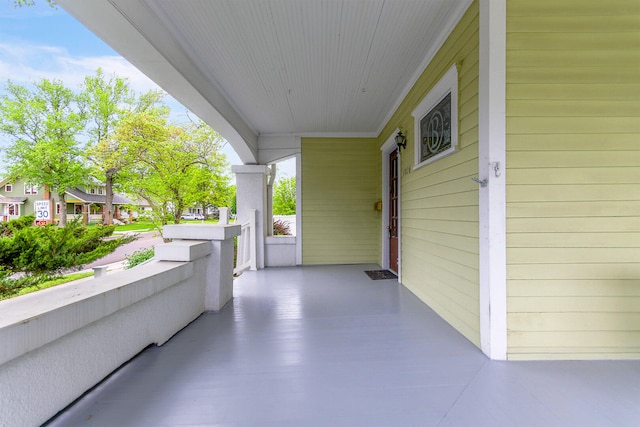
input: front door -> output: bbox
[388,150,399,272]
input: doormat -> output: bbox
[364,270,397,280]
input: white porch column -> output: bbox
[232,165,270,269]
[160,223,241,311]
[479,0,507,360]
[266,165,276,236]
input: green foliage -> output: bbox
[0,68,233,232]
[273,177,296,215]
[0,78,89,226]
[81,69,168,225]
[0,270,45,301]
[118,115,232,224]
[1,271,93,301]
[125,247,155,269]
[0,216,135,276]
[11,0,56,7]
[0,214,34,237]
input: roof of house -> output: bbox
[66,188,135,205]
[0,195,27,204]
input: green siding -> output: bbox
[302,138,381,265]
[506,0,640,359]
[0,178,43,219]
[380,2,481,347]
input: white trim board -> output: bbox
[478,0,507,360]
[380,131,402,282]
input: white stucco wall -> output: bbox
[0,225,240,426]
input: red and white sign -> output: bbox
[34,200,51,225]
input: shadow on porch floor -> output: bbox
[48,264,640,426]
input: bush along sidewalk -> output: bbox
[125,247,155,269]
[0,215,135,300]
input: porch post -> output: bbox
[266,165,276,236]
[82,203,89,226]
[160,224,241,311]
[232,165,269,269]
[479,0,507,360]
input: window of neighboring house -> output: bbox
[90,187,96,194]
[5,184,12,192]
[8,204,19,216]
[24,184,38,195]
[75,204,83,215]
[98,187,104,195]
[56,203,61,214]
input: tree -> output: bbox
[185,124,232,219]
[0,79,88,226]
[117,115,232,225]
[81,69,167,225]
[273,177,296,215]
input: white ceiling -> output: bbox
[59,0,473,163]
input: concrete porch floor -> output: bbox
[48,264,640,426]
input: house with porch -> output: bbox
[0,177,136,224]
[1,0,639,424]
[0,178,32,222]
[56,0,639,361]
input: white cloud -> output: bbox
[0,41,162,94]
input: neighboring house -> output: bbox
[65,185,135,224]
[0,177,40,222]
[60,0,640,362]
[0,177,136,224]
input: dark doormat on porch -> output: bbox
[364,270,397,280]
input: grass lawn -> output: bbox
[0,271,94,301]
[114,221,158,232]
[87,219,221,233]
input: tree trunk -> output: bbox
[58,192,67,227]
[104,171,114,225]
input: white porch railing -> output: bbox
[234,208,257,275]
[0,224,240,426]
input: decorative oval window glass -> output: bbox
[412,64,458,169]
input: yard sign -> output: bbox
[34,200,51,225]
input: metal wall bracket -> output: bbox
[472,177,488,188]
[492,162,501,177]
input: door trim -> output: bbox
[381,130,401,281]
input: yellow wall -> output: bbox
[302,138,381,264]
[380,2,481,346]
[506,0,640,359]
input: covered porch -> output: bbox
[48,264,640,426]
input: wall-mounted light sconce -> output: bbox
[395,130,407,151]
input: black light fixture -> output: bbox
[395,130,407,151]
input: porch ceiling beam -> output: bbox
[58,0,259,164]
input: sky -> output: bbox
[0,1,242,172]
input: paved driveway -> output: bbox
[84,231,165,269]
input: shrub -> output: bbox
[0,216,135,300]
[0,216,135,276]
[0,271,47,300]
[273,218,291,236]
[125,247,155,269]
